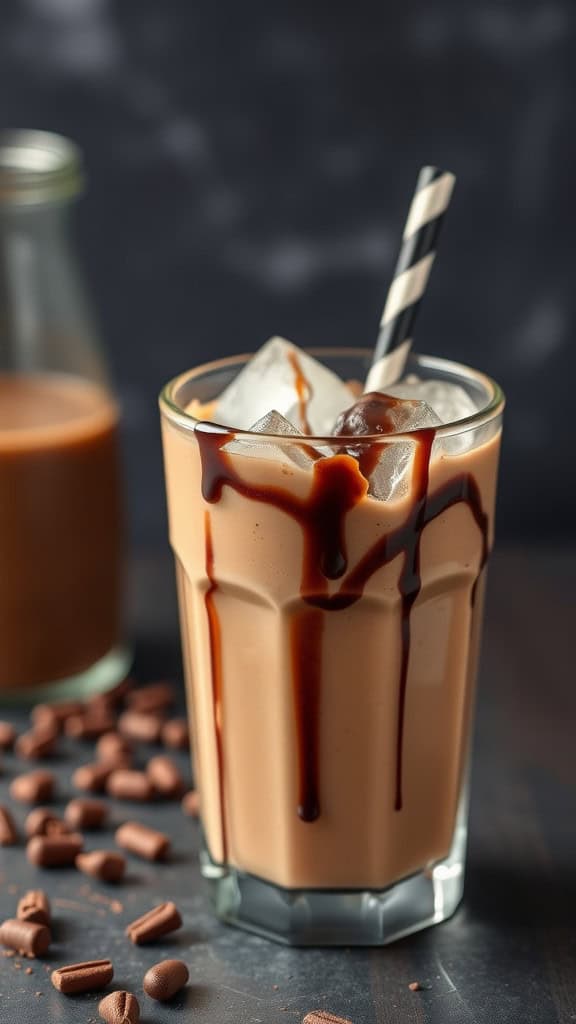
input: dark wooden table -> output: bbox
[1,546,575,1024]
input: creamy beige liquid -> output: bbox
[163,410,500,890]
[0,374,123,690]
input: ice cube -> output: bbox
[223,409,318,469]
[213,336,356,434]
[385,377,478,424]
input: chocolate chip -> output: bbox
[98,989,140,1024]
[125,902,181,945]
[106,770,155,802]
[51,959,114,994]
[76,851,126,883]
[143,958,189,1001]
[17,891,51,927]
[26,833,84,867]
[64,798,108,830]
[117,711,164,744]
[115,821,170,862]
[0,805,18,846]
[161,718,189,750]
[10,771,55,805]
[72,761,115,793]
[0,919,51,957]
[147,755,185,799]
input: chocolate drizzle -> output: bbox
[287,349,313,434]
[196,421,490,828]
[203,509,228,858]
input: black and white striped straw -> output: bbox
[364,165,456,393]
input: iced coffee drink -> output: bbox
[160,339,504,944]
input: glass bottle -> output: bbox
[0,130,130,702]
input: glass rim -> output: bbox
[0,130,84,206]
[159,347,505,443]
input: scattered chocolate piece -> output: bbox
[10,770,55,805]
[0,919,51,957]
[126,902,182,945]
[115,821,170,862]
[0,721,17,750]
[25,966,33,974]
[73,761,114,793]
[147,755,185,798]
[64,711,116,740]
[0,804,18,845]
[25,809,71,838]
[96,732,133,765]
[161,718,189,750]
[98,989,140,1024]
[302,1013,353,1024]
[181,790,200,818]
[17,891,51,926]
[15,725,58,761]
[76,851,126,883]
[31,702,83,733]
[64,797,108,830]
[51,958,114,994]
[117,711,164,744]
[27,832,84,867]
[107,770,155,802]
[408,981,426,992]
[143,958,189,1001]
[126,682,175,714]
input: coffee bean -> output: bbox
[98,989,140,1024]
[181,789,200,818]
[117,711,164,744]
[0,918,51,957]
[10,770,55,804]
[73,761,114,793]
[76,851,126,883]
[65,712,116,740]
[0,721,17,750]
[64,798,108,830]
[125,902,181,945]
[106,770,154,802]
[143,959,189,1001]
[15,727,57,761]
[25,808,70,838]
[17,890,51,927]
[126,682,175,714]
[31,702,83,734]
[115,822,170,862]
[27,833,84,867]
[147,756,185,799]
[96,732,132,765]
[161,718,189,750]
[0,804,18,845]
[51,958,114,994]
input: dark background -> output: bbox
[1,0,575,556]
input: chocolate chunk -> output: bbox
[161,718,189,750]
[96,732,133,765]
[17,891,51,927]
[73,761,114,793]
[76,851,126,883]
[143,959,189,1001]
[126,682,175,714]
[25,808,70,838]
[117,711,164,744]
[125,902,181,945]
[27,832,83,867]
[106,770,155,802]
[0,919,51,957]
[98,989,140,1024]
[0,804,18,845]
[115,821,170,862]
[15,727,57,761]
[147,755,185,799]
[0,721,17,750]
[64,798,108,830]
[65,711,116,740]
[51,958,114,994]
[181,790,200,818]
[10,770,55,805]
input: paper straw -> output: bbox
[365,165,456,392]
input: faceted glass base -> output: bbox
[0,645,132,705]
[201,819,467,946]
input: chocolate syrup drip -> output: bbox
[287,349,313,434]
[203,509,227,859]
[333,391,412,481]
[196,421,489,825]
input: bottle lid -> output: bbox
[0,130,84,206]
